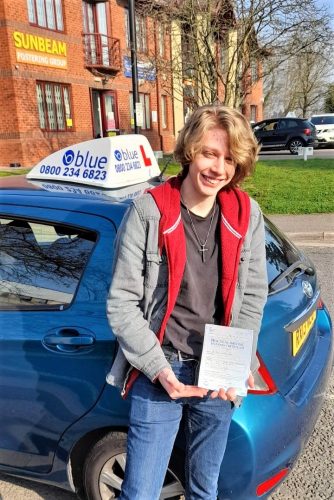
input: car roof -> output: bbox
[254,117,307,124]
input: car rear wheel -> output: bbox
[288,138,304,154]
[83,432,185,500]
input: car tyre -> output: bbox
[288,138,305,154]
[83,431,185,500]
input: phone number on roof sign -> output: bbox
[39,164,107,180]
[114,160,141,173]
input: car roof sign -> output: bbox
[26,135,161,189]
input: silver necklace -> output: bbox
[182,199,217,263]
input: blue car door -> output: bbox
[0,205,117,473]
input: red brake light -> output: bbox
[248,353,277,395]
[256,468,289,496]
[303,128,311,136]
[317,298,324,309]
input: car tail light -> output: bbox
[248,354,277,395]
[303,128,311,136]
[256,468,289,496]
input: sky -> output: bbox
[317,0,334,26]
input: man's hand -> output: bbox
[209,372,255,401]
[247,372,255,390]
[157,368,208,399]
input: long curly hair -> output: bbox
[174,105,260,187]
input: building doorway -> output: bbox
[91,90,119,138]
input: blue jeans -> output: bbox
[119,352,234,500]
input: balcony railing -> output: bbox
[83,33,121,72]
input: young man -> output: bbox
[107,105,268,499]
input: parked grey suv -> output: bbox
[252,118,318,154]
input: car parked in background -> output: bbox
[310,114,334,147]
[0,136,333,500]
[252,117,318,154]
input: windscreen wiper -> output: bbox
[268,260,315,295]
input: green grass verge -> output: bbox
[159,158,334,214]
[0,169,30,177]
[243,159,334,214]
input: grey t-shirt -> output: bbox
[164,202,223,357]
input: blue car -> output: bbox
[0,136,333,500]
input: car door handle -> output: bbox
[43,329,95,346]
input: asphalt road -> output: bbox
[259,147,334,160]
[0,246,333,500]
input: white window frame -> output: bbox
[129,92,151,130]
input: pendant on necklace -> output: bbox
[200,245,208,263]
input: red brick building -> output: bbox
[0,0,264,168]
[0,0,176,168]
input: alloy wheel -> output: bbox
[98,452,185,499]
[289,139,304,154]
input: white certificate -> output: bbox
[197,324,254,397]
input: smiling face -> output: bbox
[182,127,236,207]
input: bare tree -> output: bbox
[264,45,333,117]
[137,0,332,111]
[324,84,334,113]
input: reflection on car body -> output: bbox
[0,135,333,500]
[0,219,96,307]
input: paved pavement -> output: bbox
[258,147,334,160]
[268,213,334,246]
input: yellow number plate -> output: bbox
[292,310,316,356]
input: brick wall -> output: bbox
[0,0,176,168]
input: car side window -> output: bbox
[311,116,334,125]
[262,121,278,132]
[285,120,298,128]
[0,218,97,310]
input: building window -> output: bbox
[250,105,257,123]
[125,10,147,53]
[136,15,147,53]
[251,60,258,83]
[36,82,73,131]
[157,22,165,57]
[27,0,64,31]
[82,1,110,67]
[161,95,168,129]
[129,93,151,130]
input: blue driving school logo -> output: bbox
[113,147,141,173]
[61,149,108,169]
[114,150,122,162]
[63,149,75,166]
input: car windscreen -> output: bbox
[311,116,334,125]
